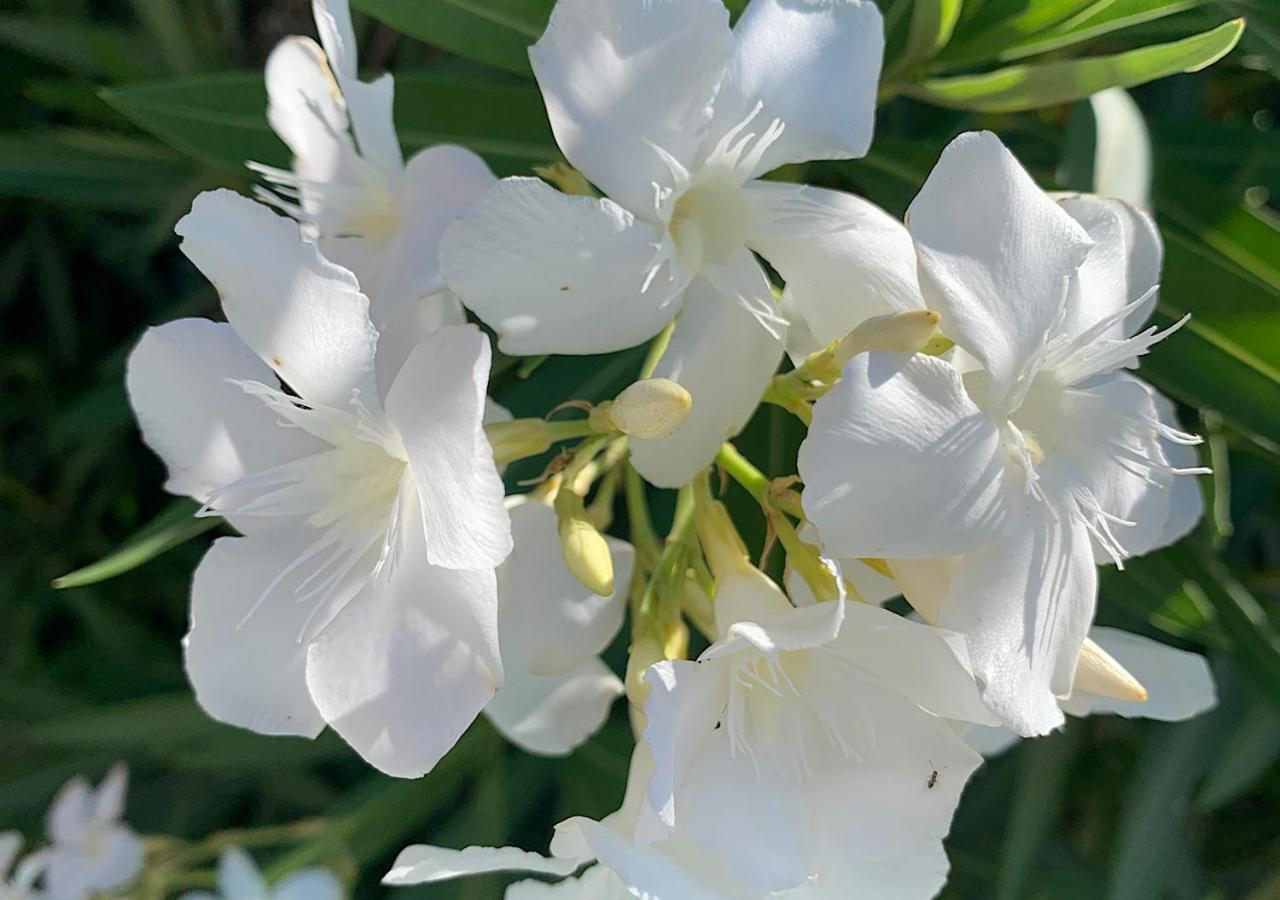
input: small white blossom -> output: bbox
[127,190,511,777]
[254,0,497,396]
[0,832,45,900]
[800,131,1207,736]
[181,847,341,900]
[440,0,910,487]
[40,766,143,900]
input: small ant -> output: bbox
[926,760,947,790]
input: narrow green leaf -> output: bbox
[912,18,1245,112]
[902,0,965,66]
[996,729,1078,900]
[938,0,1114,69]
[103,70,556,175]
[1107,713,1220,900]
[353,0,550,76]
[1195,699,1280,810]
[52,500,221,589]
[0,13,157,79]
[988,0,1206,64]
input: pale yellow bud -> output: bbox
[607,378,693,440]
[558,515,615,597]
[1072,637,1148,702]
[833,310,942,366]
[485,418,552,466]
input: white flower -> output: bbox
[799,131,1206,736]
[255,0,496,395]
[484,496,634,756]
[0,832,45,900]
[126,190,511,777]
[964,626,1218,757]
[181,847,342,900]
[40,766,143,900]
[440,0,902,487]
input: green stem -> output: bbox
[715,443,770,502]
[639,320,676,380]
[624,464,662,568]
[635,483,697,621]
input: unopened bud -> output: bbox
[833,310,942,366]
[485,419,552,466]
[1072,637,1148,702]
[558,515,614,597]
[606,378,693,440]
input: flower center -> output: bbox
[668,177,747,271]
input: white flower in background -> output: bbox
[0,832,45,900]
[41,766,143,900]
[800,131,1207,736]
[964,626,1218,757]
[485,496,635,756]
[127,190,511,778]
[441,0,912,488]
[181,847,342,900]
[255,0,496,395]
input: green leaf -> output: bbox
[901,0,965,67]
[52,500,221,589]
[996,729,1078,900]
[1195,698,1280,810]
[103,69,556,175]
[937,0,1114,69]
[0,13,157,80]
[353,0,550,76]
[993,0,1206,63]
[912,18,1244,112]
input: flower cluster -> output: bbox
[122,0,1219,896]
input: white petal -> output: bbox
[1155,395,1205,549]
[1064,627,1216,721]
[126,319,325,501]
[799,352,1011,559]
[382,845,580,886]
[1090,87,1152,209]
[507,866,626,899]
[558,815,757,900]
[45,829,143,899]
[304,519,501,778]
[708,0,884,177]
[175,190,379,410]
[745,183,922,349]
[936,506,1097,736]
[642,659,731,830]
[630,275,784,487]
[311,0,402,172]
[92,765,128,825]
[499,499,632,676]
[706,578,846,659]
[530,0,733,214]
[0,831,21,881]
[219,847,268,898]
[485,656,622,757]
[263,36,356,186]
[827,602,998,725]
[274,868,344,900]
[788,840,951,899]
[798,679,982,858]
[1056,193,1162,340]
[371,145,495,393]
[960,723,1021,758]
[185,534,327,739]
[385,325,512,570]
[907,131,1094,400]
[47,777,92,845]
[439,177,684,355]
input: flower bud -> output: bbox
[485,418,552,466]
[606,378,693,440]
[558,515,615,597]
[833,310,942,366]
[1072,637,1148,702]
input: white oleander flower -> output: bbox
[800,131,1207,736]
[963,626,1218,757]
[441,0,913,487]
[181,847,342,900]
[0,832,45,900]
[485,496,635,756]
[255,0,497,396]
[127,190,511,778]
[40,766,143,900]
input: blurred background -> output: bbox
[0,0,1277,896]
